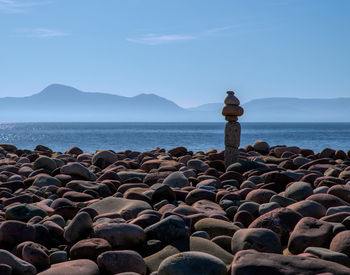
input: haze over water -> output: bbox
[1,122,349,153]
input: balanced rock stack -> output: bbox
[222,91,244,168]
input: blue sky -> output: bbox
[0,0,349,107]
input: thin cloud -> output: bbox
[0,0,51,13]
[127,25,237,46]
[16,28,67,38]
[205,25,236,34]
[126,33,197,45]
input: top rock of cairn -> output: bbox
[222,91,244,122]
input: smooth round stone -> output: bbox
[305,247,350,267]
[65,146,83,155]
[117,171,147,182]
[151,184,176,204]
[222,104,244,116]
[63,211,92,243]
[327,206,350,216]
[5,203,48,222]
[307,193,349,209]
[162,172,190,188]
[92,150,118,167]
[253,140,270,154]
[288,217,333,254]
[0,143,17,152]
[190,236,234,265]
[226,161,268,174]
[191,231,210,239]
[196,179,221,189]
[287,200,326,219]
[0,220,35,246]
[84,197,152,219]
[70,238,111,260]
[245,189,277,204]
[33,156,56,171]
[145,215,187,244]
[194,218,240,238]
[224,91,240,105]
[293,157,310,167]
[284,181,313,201]
[97,250,146,275]
[231,250,350,275]
[42,221,64,238]
[63,191,95,202]
[22,242,49,269]
[330,230,350,257]
[42,214,66,228]
[247,176,264,184]
[333,222,347,234]
[314,186,330,194]
[192,200,226,216]
[93,223,146,249]
[240,181,257,189]
[38,259,99,275]
[328,185,350,204]
[66,180,111,197]
[237,202,260,216]
[158,251,226,275]
[233,210,254,227]
[0,249,36,275]
[49,251,67,264]
[270,194,297,207]
[249,208,302,244]
[187,159,210,172]
[259,202,280,215]
[144,241,187,272]
[186,189,216,205]
[61,162,96,180]
[211,235,232,252]
[231,228,281,254]
[130,214,160,229]
[33,174,62,188]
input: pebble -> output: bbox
[1,142,350,274]
[231,228,282,254]
[158,251,226,275]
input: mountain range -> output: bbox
[0,84,349,122]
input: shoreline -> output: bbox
[0,142,349,274]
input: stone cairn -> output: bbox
[222,91,244,168]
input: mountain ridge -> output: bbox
[0,84,349,122]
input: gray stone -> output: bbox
[0,249,36,275]
[145,215,187,244]
[231,250,350,275]
[305,247,350,267]
[231,228,281,254]
[163,172,190,188]
[158,251,226,275]
[64,212,92,243]
[285,181,313,201]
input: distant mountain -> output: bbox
[191,97,350,122]
[0,84,349,122]
[0,84,196,122]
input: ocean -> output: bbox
[0,122,349,153]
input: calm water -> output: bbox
[0,122,349,153]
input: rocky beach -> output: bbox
[0,142,349,274]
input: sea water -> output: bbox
[0,122,349,153]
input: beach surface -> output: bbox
[0,142,350,274]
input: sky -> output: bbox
[0,0,349,107]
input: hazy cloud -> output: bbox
[0,0,50,13]
[126,33,197,45]
[127,25,237,46]
[16,28,67,38]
